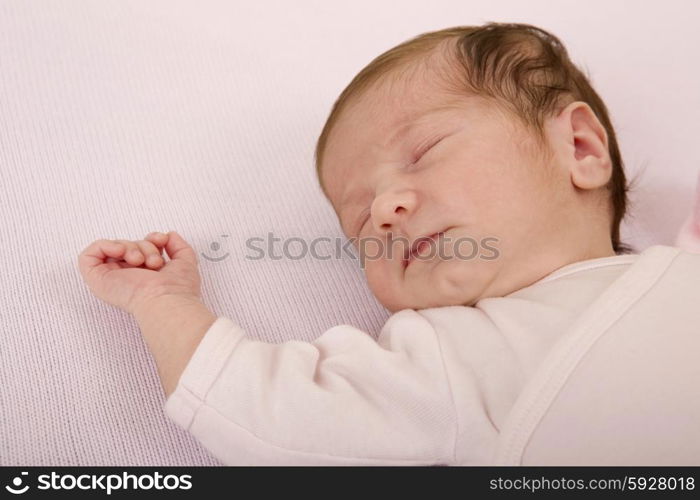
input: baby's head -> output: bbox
[315,22,632,312]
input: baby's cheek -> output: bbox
[364,261,401,307]
[362,259,385,288]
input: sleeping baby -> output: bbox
[77,22,700,465]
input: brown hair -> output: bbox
[315,22,634,254]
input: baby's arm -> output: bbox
[133,295,216,398]
[79,231,459,465]
[162,310,459,466]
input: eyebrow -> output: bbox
[384,103,460,150]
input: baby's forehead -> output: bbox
[333,90,460,151]
[330,44,470,142]
[330,86,491,163]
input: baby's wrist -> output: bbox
[132,293,203,322]
[132,294,217,398]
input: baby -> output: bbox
[78,22,700,465]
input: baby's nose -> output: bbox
[371,190,417,236]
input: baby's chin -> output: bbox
[373,267,483,312]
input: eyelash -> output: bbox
[409,136,444,165]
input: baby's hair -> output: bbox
[315,22,634,254]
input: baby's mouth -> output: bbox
[403,232,444,268]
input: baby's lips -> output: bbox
[403,232,442,261]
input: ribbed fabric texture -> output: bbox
[0,0,392,466]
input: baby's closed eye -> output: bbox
[409,135,445,165]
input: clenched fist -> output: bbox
[78,231,203,316]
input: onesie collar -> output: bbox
[531,252,640,286]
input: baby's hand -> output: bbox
[78,231,203,316]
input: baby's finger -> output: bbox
[78,239,127,277]
[145,231,169,248]
[135,240,164,269]
[163,231,198,267]
[113,240,145,266]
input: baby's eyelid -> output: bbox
[410,135,445,164]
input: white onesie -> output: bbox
[164,245,700,465]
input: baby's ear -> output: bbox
[560,101,612,191]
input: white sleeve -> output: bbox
[163,309,458,465]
